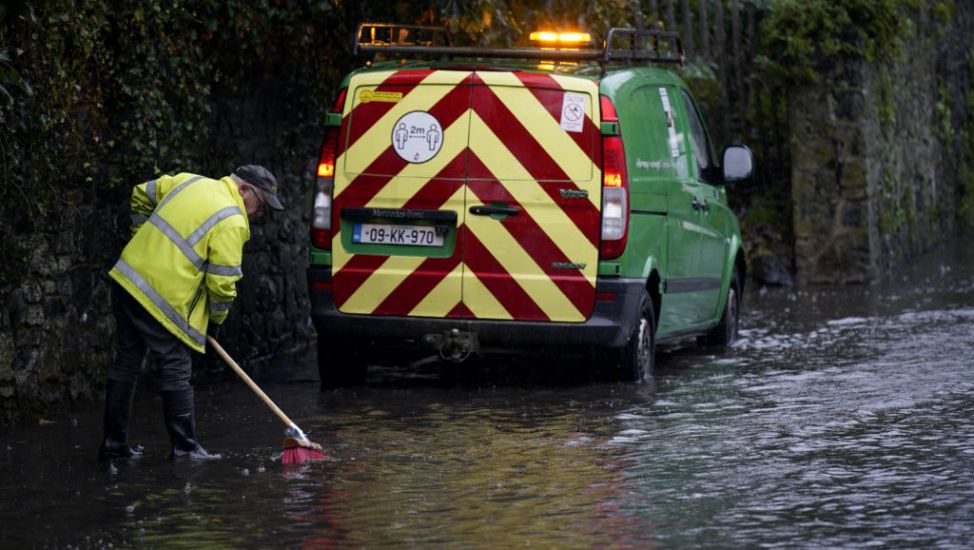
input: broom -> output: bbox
[207,336,325,465]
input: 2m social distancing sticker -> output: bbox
[392,111,443,164]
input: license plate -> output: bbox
[352,223,444,246]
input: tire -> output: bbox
[317,336,367,389]
[705,271,741,347]
[619,290,656,382]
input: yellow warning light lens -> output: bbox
[530,31,559,43]
[530,31,592,45]
[558,32,591,43]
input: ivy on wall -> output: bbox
[955,61,974,231]
[0,0,346,288]
[759,0,914,86]
[0,0,632,287]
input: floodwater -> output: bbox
[2,241,974,549]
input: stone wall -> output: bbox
[790,66,875,285]
[791,4,973,284]
[0,191,118,420]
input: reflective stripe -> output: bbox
[187,206,243,246]
[149,215,206,271]
[209,301,232,312]
[131,214,148,225]
[146,176,244,275]
[206,263,243,277]
[145,179,158,205]
[113,259,206,347]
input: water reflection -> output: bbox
[285,388,653,547]
[1,240,973,547]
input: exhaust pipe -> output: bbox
[423,329,477,363]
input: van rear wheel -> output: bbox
[317,336,367,389]
[705,272,741,347]
[619,290,656,382]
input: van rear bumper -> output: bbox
[307,265,644,354]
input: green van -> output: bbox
[307,23,752,386]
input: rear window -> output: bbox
[627,86,690,179]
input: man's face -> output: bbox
[242,183,267,220]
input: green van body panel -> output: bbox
[595,68,740,341]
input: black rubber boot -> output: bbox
[98,380,144,462]
[162,389,221,460]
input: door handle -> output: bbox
[470,205,520,217]
[692,199,710,212]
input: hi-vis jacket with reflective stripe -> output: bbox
[109,173,250,353]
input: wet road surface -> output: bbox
[2,241,973,548]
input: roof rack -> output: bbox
[603,27,684,66]
[353,23,452,56]
[353,23,685,75]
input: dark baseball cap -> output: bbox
[233,164,284,210]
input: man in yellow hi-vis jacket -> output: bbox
[99,165,283,461]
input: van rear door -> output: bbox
[463,72,601,322]
[332,69,473,318]
[332,69,601,324]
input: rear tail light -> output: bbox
[311,88,347,251]
[599,95,629,260]
[310,175,333,250]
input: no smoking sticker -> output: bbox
[560,92,587,133]
[391,111,443,164]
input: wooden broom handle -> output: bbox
[207,335,296,429]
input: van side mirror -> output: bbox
[722,145,753,184]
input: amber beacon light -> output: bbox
[529,31,592,47]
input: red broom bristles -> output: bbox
[281,445,326,465]
[281,436,326,465]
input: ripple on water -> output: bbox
[6,244,974,548]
